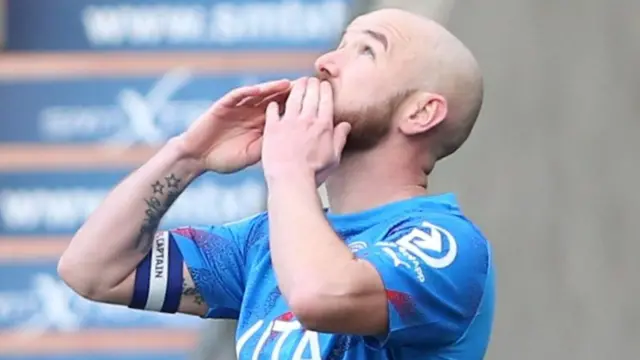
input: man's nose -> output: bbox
[314,50,341,79]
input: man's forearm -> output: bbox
[267,174,388,334]
[59,138,204,296]
[267,174,357,312]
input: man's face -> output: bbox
[315,17,410,152]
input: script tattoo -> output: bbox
[182,280,205,306]
[135,173,183,253]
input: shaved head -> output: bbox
[315,8,483,168]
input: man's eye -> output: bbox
[362,45,375,58]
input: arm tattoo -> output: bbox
[182,280,205,306]
[135,173,183,253]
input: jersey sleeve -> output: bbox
[169,215,259,319]
[357,215,491,348]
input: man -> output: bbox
[58,8,494,359]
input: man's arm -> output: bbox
[267,175,389,334]
[268,174,490,347]
[260,78,388,334]
[58,138,208,315]
[59,79,291,316]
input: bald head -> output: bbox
[315,8,482,165]
[352,9,484,160]
[410,14,484,160]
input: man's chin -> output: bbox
[332,114,347,126]
[333,117,352,127]
[332,108,359,126]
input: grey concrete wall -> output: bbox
[411,1,639,359]
[190,319,238,360]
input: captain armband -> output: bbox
[129,231,184,313]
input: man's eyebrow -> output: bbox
[340,29,389,51]
[363,30,388,51]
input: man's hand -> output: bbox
[261,77,351,185]
[262,79,387,334]
[59,79,290,315]
[178,79,291,174]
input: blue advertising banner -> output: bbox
[0,356,187,360]
[0,168,266,236]
[0,70,304,144]
[0,261,197,359]
[5,0,350,51]
[0,261,200,332]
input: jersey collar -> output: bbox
[325,192,461,229]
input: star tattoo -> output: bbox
[165,174,181,189]
[151,181,164,195]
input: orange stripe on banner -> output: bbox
[0,144,158,170]
[0,328,198,354]
[0,52,318,80]
[0,237,69,260]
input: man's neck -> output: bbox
[325,148,428,215]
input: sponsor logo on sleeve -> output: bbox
[376,221,458,281]
[380,247,411,270]
[395,221,457,269]
[347,241,367,253]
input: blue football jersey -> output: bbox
[172,193,494,359]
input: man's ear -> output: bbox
[398,92,448,135]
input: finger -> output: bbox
[333,122,352,159]
[219,79,290,107]
[217,85,262,107]
[240,91,285,107]
[301,77,320,118]
[237,95,263,107]
[256,89,290,108]
[256,79,292,97]
[318,81,334,125]
[284,77,308,118]
[239,79,292,107]
[264,101,281,131]
[243,87,291,108]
